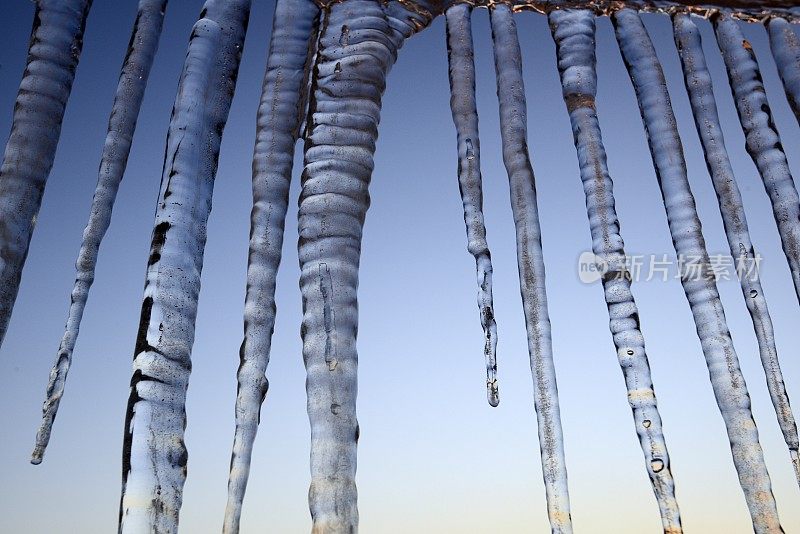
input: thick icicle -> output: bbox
[674,12,799,486]
[0,0,92,348]
[444,4,499,408]
[222,0,319,532]
[298,1,430,531]
[613,9,782,533]
[118,1,250,531]
[549,9,681,531]
[489,5,572,532]
[767,17,800,125]
[714,12,800,308]
[31,0,168,466]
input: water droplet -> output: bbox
[330,403,341,415]
[651,458,664,473]
[626,348,634,356]
[750,289,758,298]
[642,419,651,428]
[466,138,475,160]
[334,62,342,74]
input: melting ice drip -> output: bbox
[0,0,799,532]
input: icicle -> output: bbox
[714,12,800,309]
[613,9,782,533]
[767,17,800,124]
[298,1,430,531]
[549,9,681,531]
[222,0,320,532]
[30,0,168,466]
[444,4,499,408]
[0,0,92,348]
[674,12,800,487]
[489,5,572,532]
[118,1,250,532]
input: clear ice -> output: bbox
[490,4,572,532]
[613,9,781,532]
[31,0,168,466]
[444,3,499,408]
[223,0,320,532]
[0,0,92,348]
[119,1,251,531]
[549,8,681,531]
[673,12,799,487]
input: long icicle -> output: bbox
[767,16,800,125]
[222,0,320,531]
[0,0,93,349]
[714,12,800,307]
[613,9,782,533]
[489,5,572,532]
[549,9,681,531]
[444,3,499,408]
[674,12,800,486]
[118,1,251,531]
[298,1,431,531]
[31,0,168,466]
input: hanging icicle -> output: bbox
[444,3,499,408]
[298,1,431,531]
[489,4,572,532]
[0,0,93,349]
[613,9,782,533]
[767,16,800,125]
[714,12,800,308]
[549,8,681,531]
[674,11,799,485]
[118,1,250,531]
[223,0,320,532]
[31,0,168,466]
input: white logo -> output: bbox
[577,251,608,284]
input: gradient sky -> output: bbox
[1,1,800,532]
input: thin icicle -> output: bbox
[714,12,800,308]
[31,0,168,466]
[489,5,572,532]
[222,0,319,532]
[613,9,781,533]
[298,1,430,531]
[444,4,499,408]
[674,12,799,486]
[767,16,800,125]
[0,0,92,348]
[549,9,681,531]
[118,1,250,531]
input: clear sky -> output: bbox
[1,1,800,532]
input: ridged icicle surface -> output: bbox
[714,12,800,309]
[674,12,799,485]
[223,0,320,532]
[767,16,800,123]
[613,9,781,533]
[297,1,430,531]
[32,0,168,466]
[490,4,572,532]
[444,3,499,408]
[549,8,681,532]
[119,1,251,531]
[0,0,92,348]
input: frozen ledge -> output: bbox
[312,0,800,24]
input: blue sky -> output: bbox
[1,1,800,532]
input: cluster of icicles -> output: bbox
[2,0,800,532]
